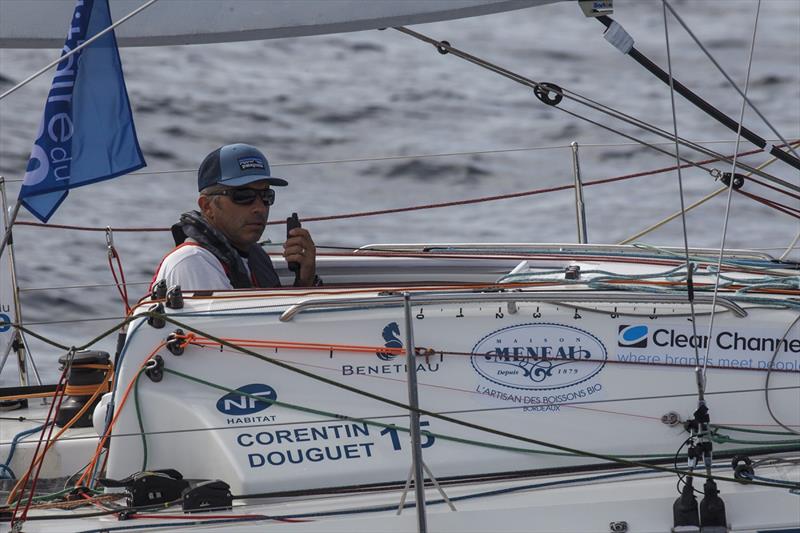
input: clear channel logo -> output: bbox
[618,325,648,348]
[216,383,277,416]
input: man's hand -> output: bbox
[283,228,317,286]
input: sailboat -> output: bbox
[0,0,798,531]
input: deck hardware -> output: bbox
[151,279,167,300]
[661,411,682,426]
[166,329,185,356]
[165,284,183,309]
[507,301,518,314]
[147,303,166,329]
[102,469,188,507]
[436,39,450,55]
[279,292,747,322]
[717,171,746,190]
[182,479,233,513]
[609,521,628,532]
[145,355,164,382]
[565,265,581,280]
[731,455,754,482]
[533,82,563,106]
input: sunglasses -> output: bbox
[207,188,275,206]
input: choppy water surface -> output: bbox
[0,0,798,383]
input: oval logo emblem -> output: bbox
[471,323,607,391]
[216,383,277,415]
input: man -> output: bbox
[152,143,319,291]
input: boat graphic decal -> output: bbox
[471,323,607,391]
[216,383,278,416]
[376,321,402,361]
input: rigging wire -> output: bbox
[663,1,800,163]
[702,1,763,385]
[661,1,702,400]
[393,26,798,194]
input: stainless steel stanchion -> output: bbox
[403,292,428,533]
[571,141,589,244]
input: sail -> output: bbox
[0,0,564,48]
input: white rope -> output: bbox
[0,0,161,102]
[779,230,800,261]
[702,0,763,384]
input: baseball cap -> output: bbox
[198,143,288,191]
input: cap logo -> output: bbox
[238,157,265,172]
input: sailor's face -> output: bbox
[201,181,270,251]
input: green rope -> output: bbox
[161,367,799,465]
[133,367,149,472]
[711,431,800,446]
[711,424,798,436]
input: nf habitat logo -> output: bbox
[216,384,277,416]
[618,325,648,348]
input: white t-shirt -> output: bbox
[152,243,237,291]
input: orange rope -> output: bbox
[75,342,166,488]
[6,367,113,505]
[186,336,406,355]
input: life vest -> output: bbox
[166,210,281,289]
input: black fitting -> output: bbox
[165,285,184,309]
[533,82,564,106]
[732,455,754,482]
[436,40,450,55]
[699,478,727,528]
[147,303,166,329]
[693,403,710,425]
[151,279,167,300]
[182,480,233,513]
[565,265,581,280]
[673,475,700,528]
[145,355,164,383]
[166,329,186,356]
[719,172,746,190]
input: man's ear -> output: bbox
[198,195,214,220]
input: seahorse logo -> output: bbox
[377,322,402,361]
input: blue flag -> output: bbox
[19,0,145,223]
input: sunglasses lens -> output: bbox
[231,189,257,204]
[230,189,275,205]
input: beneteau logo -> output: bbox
[216,384,277,416]
[376,322,402,361]
[618,325,648,348]
[470,323,607,391]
